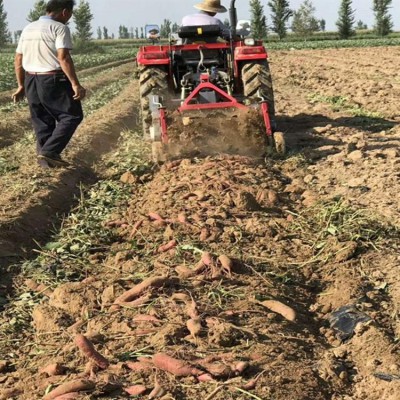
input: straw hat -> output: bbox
[194,0,227,13]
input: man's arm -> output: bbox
[12,53,25,103]
[57,48,86,101]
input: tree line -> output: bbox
[0,0,180,46]
[251,0,394,40]
[0,0,396,47]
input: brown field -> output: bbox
[0,46,399,400]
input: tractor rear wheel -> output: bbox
[241,60,276,130]
[139,66,168,140]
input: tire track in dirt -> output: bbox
[0,61,135,149]
[0,78,140,275]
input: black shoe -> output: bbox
[38,154,70,167]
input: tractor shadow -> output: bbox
[277,113,397,161]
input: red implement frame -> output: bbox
[178,81,247,112]
[158,80,273,144]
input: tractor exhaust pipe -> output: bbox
[229,0,237,38]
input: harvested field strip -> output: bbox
[0,78,140,265]
[272,47,400,119]
[0,62,135,149]
[0,142,399,399]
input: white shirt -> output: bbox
[182,11,230,39]
[16,16,73,73]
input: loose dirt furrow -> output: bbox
[0,62,135,149]
[0,77,140,265]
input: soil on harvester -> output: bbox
[167,108,266,159]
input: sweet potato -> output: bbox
[75,335,109,369]
[152,353,203,377]
[171,293,190,303]
[186,300,199,319]
[211,264,222,280]
[43,380,95,400]
[53,394,80,400]
[114,276,169,304]
[116,293,152,310]
[234,361,249,374]
[197,373,214,382]
[40,363,65,377]
[260,300,296,322]
[148,212,164,221]
[129,219,144,239]
[148,379,166,399]
[186,317,202,337]
[25,279,53,297]
[133,314,161,324]
[241,371,265,390]
[177,213,188,224]
[199,228,209,241]
[126,361,153,373]
[201,252,213,266]
[157,240,177,253]
[218,255,234,276]
[124,385,147,396]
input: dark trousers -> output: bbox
[25,73,84,156]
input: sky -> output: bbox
[3,0,400,36]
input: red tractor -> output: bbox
[136,0,285,161]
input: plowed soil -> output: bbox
[0,46,400,400]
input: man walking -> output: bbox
[12,0,86,168]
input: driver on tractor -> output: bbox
[181,0,230,42]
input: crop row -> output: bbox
[0,48,135,92]
[266,37,400,50]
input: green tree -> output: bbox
[0,0,9,46]
[249,0,267,39]
[268,0,292,39]
[73,0,93,41]
[103,26,109,39]
[96,26,102,40]
[118,25,129,39]
[336,0,355,39]
[160,19,172,38]
[172,22,179,33]
[14,30,22,44]
[291,0,320,37]
[319,18,326,31]
[373,0,393,36]
[135,27,139,39]
[27,0,46,22]
[356,20,368,30]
